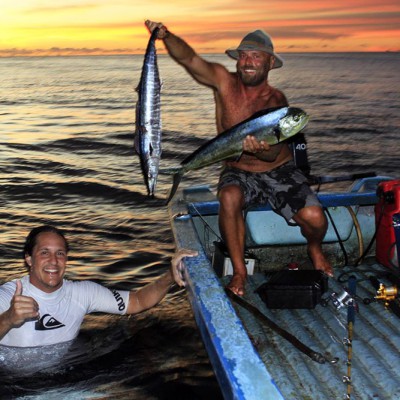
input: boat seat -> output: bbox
[245,206,356,246]
[185,177,388,247]
[244,176,390,246]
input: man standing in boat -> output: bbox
[145,20,333,296]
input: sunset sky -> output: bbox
[1,0,399,57]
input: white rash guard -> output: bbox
[0,275,130,347]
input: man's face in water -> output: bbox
[237,50,274,86]
[25,231,68,293]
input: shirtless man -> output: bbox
[145,20,333,295]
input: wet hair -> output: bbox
[23,225,69,258]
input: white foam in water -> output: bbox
[0,341,73,375]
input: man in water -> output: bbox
[145,20,333,296]
[0,225,195,347]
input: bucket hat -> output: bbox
[225,29,283,69]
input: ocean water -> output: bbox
[0,51,398,399]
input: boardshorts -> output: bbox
[217,160,321,224]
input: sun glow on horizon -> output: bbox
[1,0,399,57]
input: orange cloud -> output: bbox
[1,0,399,56]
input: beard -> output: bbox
[238,65,270,87]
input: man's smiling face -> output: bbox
[237,50,274,86]
[26,231,68,293]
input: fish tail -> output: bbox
[165,171,184,205]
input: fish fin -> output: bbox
[133,126,146,154]
[135,81,142,93]
[274,126,282,142]
[159,166,182,175]
[235,151,244,162]
[165,171,184,205]
[133,132,141,154]
[133,132,138,148]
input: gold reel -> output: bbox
[375,283,398,307]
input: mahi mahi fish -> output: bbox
[163,106,309,203]
[134,28,162,197]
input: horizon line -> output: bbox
[0,50,399,59]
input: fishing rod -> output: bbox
[343,275,357,399]
[226,288,338,364]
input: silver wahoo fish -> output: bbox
[134,28,162,197]
[162,106,309,203]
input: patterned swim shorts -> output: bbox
[217,160,321,224]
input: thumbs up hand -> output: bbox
[8,280,40,328]
[14,279,22,296]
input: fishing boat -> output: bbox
[168,174,400,399]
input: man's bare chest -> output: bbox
[220,96,272,130]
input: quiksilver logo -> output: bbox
[112,289,126,311]
[35,314,65,330]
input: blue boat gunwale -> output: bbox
[169,196,285,399]
[184,176,395,217]
[186,186,382,217]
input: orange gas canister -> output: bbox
[375,180,400,268]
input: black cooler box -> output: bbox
[257,270,328,309]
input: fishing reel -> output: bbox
[375,283,398,307]
[328,289,356,310]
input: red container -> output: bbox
[375,180,400,268]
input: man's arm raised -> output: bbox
[145,20,228,89]
[126,249,197,315]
